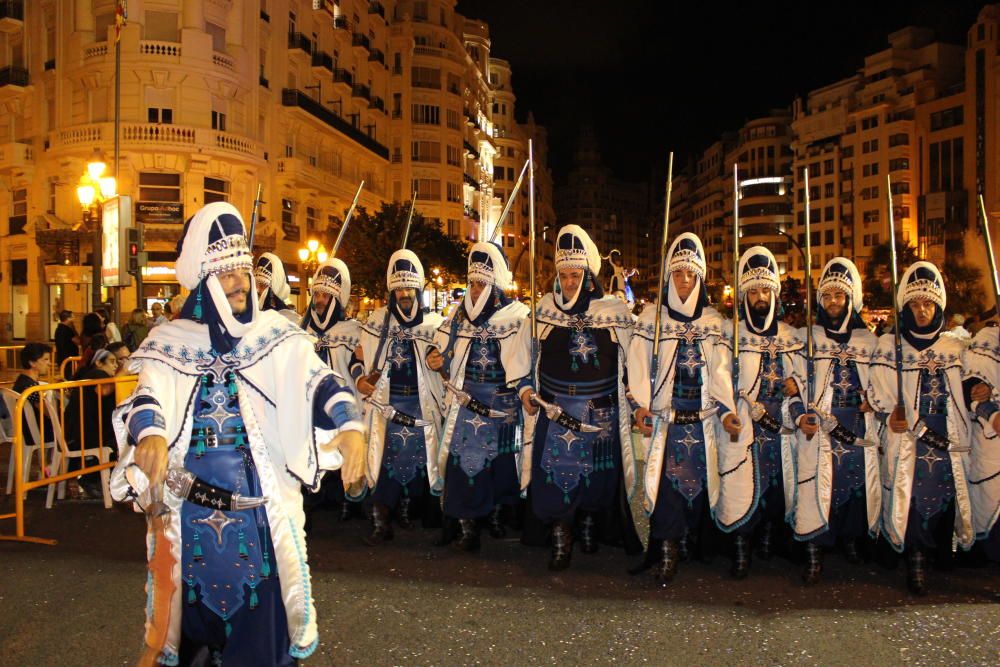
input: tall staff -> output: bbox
[730,163,741,441]
[490,159,530,243]
[886,175,904,410]
[528,139,538,371]
[650,153,674,407]
[978,194,1000,323]
[247,183,264,249]
[331,180,365,256]
[803,167,815,409]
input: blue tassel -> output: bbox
[468,477,474,486]
[193,285,203,320]
[195,437,206,458]
[224,619,232,638]
[261,553,271,578]
[563,492,570,504]
[227,372,238,397]
[192,533,203,561]
[234,426,246,448]
[249,585,259,610]
[238,530,248,559]
[200,377,211,402]
[187,578,196,605]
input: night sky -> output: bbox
[457,0,987,186]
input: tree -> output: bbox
[326,202,468,299]
[862,240,920,309]
[942,257,984,317]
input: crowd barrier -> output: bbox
[0,374,137,545]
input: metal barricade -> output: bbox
[58,355,83,381]
[0,374,137,545]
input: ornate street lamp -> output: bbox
[76,149,117,310]
[297,239,328,307]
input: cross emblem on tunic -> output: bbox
[474,325,497,344]
[834,368,854,395]
[569,315,594,333]
[465,414,488,436]
[918,351,944,375]
[680,347,704,376]
[762,358,782,386]
[388,344,410,370]
[678,425,699,454]
[472,345,494,372]
[830,439,850,466]
[197,353,234,385]
[393,426,415,447]
[924,377,945,403]
[917,447,941,473]
[203,393,234,433]
[678,323,701,345]
[757,337,784,357]
[831,345,855,366]
[556,429,579,451]
[570,334,597,363]
[193,510,238,545]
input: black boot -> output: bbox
[843,539,862,564]
[397,496,414,529]
[363,503,394,546]
[548,521,573,571]
[488,505,507,539]
[802,542,823,586]
[907,549,927,595]
[628,538,663,575]
[678,534,690,562]
[653,540,681,583]
[455,518,481,552]
[731,535,751,579]
[339,501,353,522]
[434,517,460,546]
[579,512,599,554]
[757,521,773,561]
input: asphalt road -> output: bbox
[1,490,998,667]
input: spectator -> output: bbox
[96,306,122,344]
[78,327,108,371]
[149,302,168,327]
[53,310,79,379]
[945,312,972,341]
[168,293,187,321]
[63,348,120,498]
[122,308,149,352]
[11,343,54,446]
[105,341,132,375]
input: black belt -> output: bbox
[830,400,861,409]
[390,385,419,397]
[539,376,617,398]
[191,425,245,449]
[673,387,702,400]
[539,388,616,410]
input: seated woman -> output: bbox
[63,348,120,498]
[11,343,55,447]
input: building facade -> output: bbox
[0,0,551,342]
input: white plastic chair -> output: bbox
[2,387,60,499]
[42,395,113,509]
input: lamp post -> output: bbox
[76,150,117,312]
[297,238,328,310]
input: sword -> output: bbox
[811,408,878,448]
[741,389,795,435]
[802,167,817,439]
[730,163,742,443]
[443,380,506,418]
[910,419,971,453]
[652,402,719,425]
[165,467,268,511]
[531,394,601,433]
[331,180,365,257]
[365,396,430,427]
[650,153,674,422]
[136,483,174,667]
[489,159,530,243]
[886,175,905,414]
[978,194,1000,325]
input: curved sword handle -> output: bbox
[444,380,505,418]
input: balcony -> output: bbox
[0,1,23,33]
[352,84,370,101]
[352,33,370,51]
[281,88,389,160]
[333,15,351,31]
[0,141,32,171]
[259,74,269,88]
[0,65,28,88]
[370,96,385,113]
[311,50,334,73]
[48,122,264,161]
[260,9,270,23]
[368,48,385,66]
[140,40,182,58]
[463,173,480,191]
[332,68,353,90]
[368,2,386,19]
[287,32,313,57]
[463,140,479,160]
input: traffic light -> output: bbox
[127,227,140,274]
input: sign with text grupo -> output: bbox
[102,195,133,287]
[136,201,184,225]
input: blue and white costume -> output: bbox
[435,242,527,527]
[964,326,1000,560]
[627,233,741,577]
[110,203,363,665]
[254,252,300,325]
[791,259,881,547]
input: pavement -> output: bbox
[1,485,998,667]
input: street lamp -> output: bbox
[297,239,328,307]
[77,149,117,311]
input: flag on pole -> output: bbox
[115,1,127,43]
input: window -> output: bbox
[412,178,440,200]
[139,172,181,202]
[862,139,879,153]
[144,11,179,42]
[148,107,173,124]
[446,182,461,203]
[824,206,834,222]
[48,181,56,214]
[824,183,834,198]
[306,206,318,232]
[824,159,834,175]
[204,177,229,203]
[825,229,834,244]
[447,219,460,237]
[206,22,226,52]
[861,115,879,130]
[862,162,879,177]
[888,158,909,171]
[446,109,460,129]
[841,146,854,158]
[446,145,461,166]
[890,181,911,195]
[929,138,963,192]
[212,110,227,131]
[8,188,26,235]
[930,106,964,131]
[863,210,879,224]
[411,104,440,125]
[411,67,441,89]
[281,198,299,242]
[411,141,440,163]
[889,133,909,147]
[493,165,505,181]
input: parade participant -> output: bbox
[791,258,881,584]
[298,257,365,527]
[718,246,804,579]
[964,325,1000,563]
[426,242,528,551]
[355,250,445,544]
[869,262,976,594]
[507,224,641,571]
[109,202,365,665]
[628,233,743,582]
[254,252,299,324]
